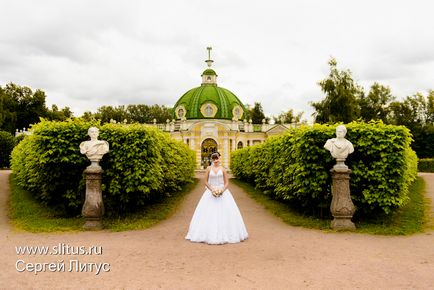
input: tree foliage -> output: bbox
[0,83,73,133]
[273,108,303,124]
[360,82,395,122]
[0,130,15,168]
[82,104,173,124]
[3,83,47,131]
[312,58,434,158]
[311,58,364,123]
[388,92,434,157]
[46,105,73,121]
[389,92,434,127]
[248,102,266,124]
[418,158,434,173]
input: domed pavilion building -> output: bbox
[157,48,291,169]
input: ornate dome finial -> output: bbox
[202,47,217,85]
[205,47,214,67]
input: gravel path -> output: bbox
[0,170,433,289]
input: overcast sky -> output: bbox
[1,0,433,121]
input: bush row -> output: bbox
[231,122,418,215]
[11,120,195,215]
[418,158,434,172]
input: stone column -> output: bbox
[223,136,229,169]
[82,166,105,230]
[330,167,355,230]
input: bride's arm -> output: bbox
[204,167,213,191]
[222,167,229,192]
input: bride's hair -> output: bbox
[211,152,220,160]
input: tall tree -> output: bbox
[81,111,95,121]
[249,102,266,124]
[86,104,173,124]
[1,83,48,132]
[0,87,6,129]
[127,104,150,123]
[273,108,304,124]
[148,104,172,123]
[127,104,172,123]
[360,82,395,122]
[427,90,434,125]
[46,104,73,121]
[388,91,434,158]
[389,93,431,127]
[311,58,364,123]
[95,105,129,123]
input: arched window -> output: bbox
[237,141,243,150]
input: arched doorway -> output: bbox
[201,138,218,168]
[237,141,243,150]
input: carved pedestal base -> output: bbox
[82,166,104,230]
[331,217,356,230]
[330,167,356,230]
[83,218,103,230]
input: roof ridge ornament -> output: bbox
[205,46,214,67]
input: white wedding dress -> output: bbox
[185,169,248,244]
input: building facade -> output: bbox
[155,48,294,169]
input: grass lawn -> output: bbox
[8,174,198,232]
[232,176,431,235]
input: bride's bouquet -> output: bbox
[211,186,224,197]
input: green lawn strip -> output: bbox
[8,174,83,232]
[8,174,198,232]
[232,176,428,235]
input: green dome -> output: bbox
[173,84,248,120]
[202,69,217,76]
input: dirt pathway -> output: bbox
[0,170,433,289]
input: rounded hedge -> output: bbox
[11,120,195,215]
[231,121,418,215]
[0,130,15,168]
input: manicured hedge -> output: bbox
[11,120,195,215]
[418,158,434,172]
[231,122,418,215]
[0,130,15,168]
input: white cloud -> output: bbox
[1,0,433,120]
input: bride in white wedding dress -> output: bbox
[185,152,248,244]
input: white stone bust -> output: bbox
[324,125,354,162]
[80,127,109,166]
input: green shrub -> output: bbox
[0,130,15,168]
[11,120,195,215]
[418,158,434,172]
[231,121,418,215]
[15,134,26,145]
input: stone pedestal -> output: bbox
[82,166,104,230]
[330,167,356,230]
